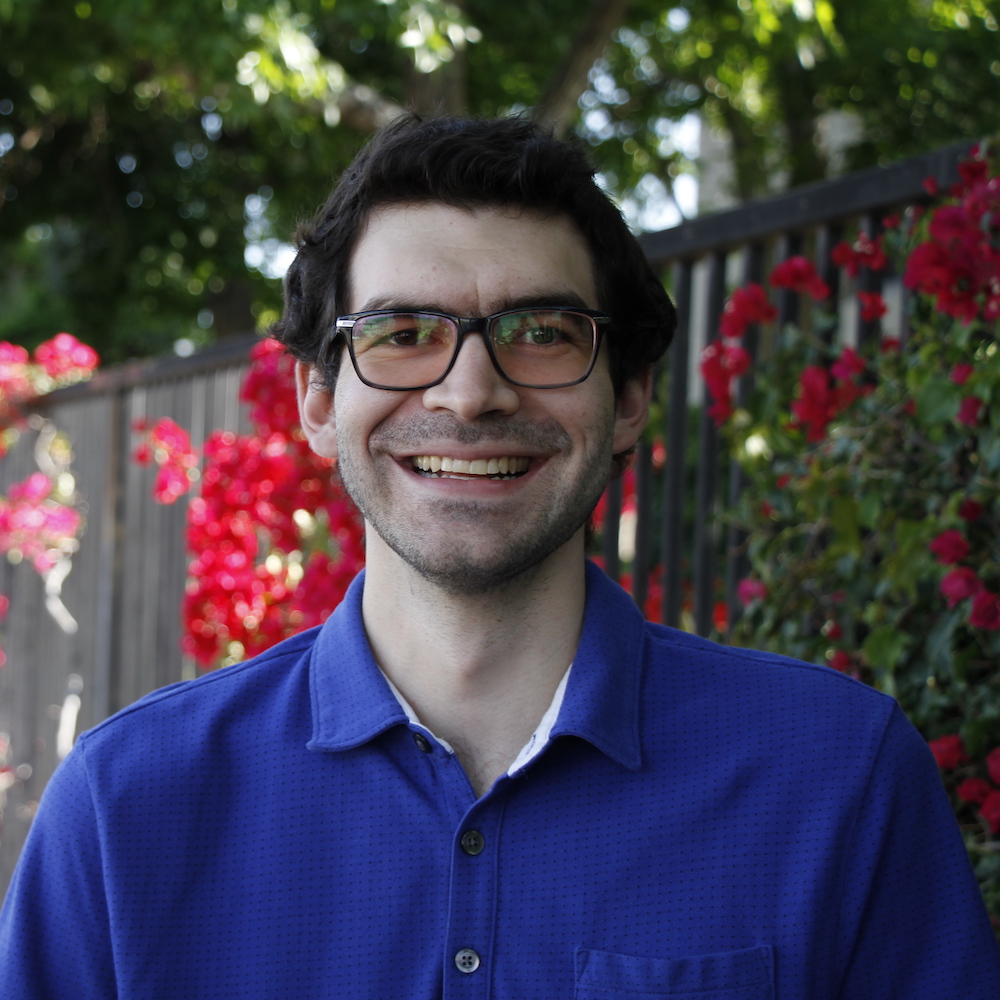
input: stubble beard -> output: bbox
[336,413,614,597]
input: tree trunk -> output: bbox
[534,0,634,133]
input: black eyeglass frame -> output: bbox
[322,307,611,391]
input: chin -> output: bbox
[378,517,587,597]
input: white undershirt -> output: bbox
[380,664,573,777]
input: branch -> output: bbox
[533,0,633,133]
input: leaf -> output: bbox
[924,606,964,679]
[915,377,959,427]
[829,495,861,557]
[863,626,909,674]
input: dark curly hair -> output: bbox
[273,114,675,395]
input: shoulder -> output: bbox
[74,627,322,768]
[637,620,900,759]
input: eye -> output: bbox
[522,325,559,345]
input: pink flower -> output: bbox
[769,256,829,301]
[737,578,767,606]
[928,529,969,565]
[33,333,99,379]
[7,472,53,503]
[928,733,968,769]
[940,567,984,607]
[957,396,984,426]
[950,363,975,385]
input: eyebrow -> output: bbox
[356,291,594,315]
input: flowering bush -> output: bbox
[705,141,1000,923]
[0,333,98,456]
[137,338,365,668]
[0,333,97,644]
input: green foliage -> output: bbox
[588,0,1000,204]
[724,142,1000,920]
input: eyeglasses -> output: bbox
[323,307,610,391]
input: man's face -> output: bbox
[298,203,649,594]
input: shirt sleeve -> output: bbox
[0,744,117,999]
[835,703,1000,999]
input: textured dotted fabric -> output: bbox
[2,561,999,998]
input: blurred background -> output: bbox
[1,0,998,361]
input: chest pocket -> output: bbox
[575,945,774,1000]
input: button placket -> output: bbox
[443,796,505,999]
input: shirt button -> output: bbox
[454,948,481,974]
[413,732,433,753]
[460,830,485,855]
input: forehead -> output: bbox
[346,203,598,315]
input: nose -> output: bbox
[421,332,520,420]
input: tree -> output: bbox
[1,0,998,361]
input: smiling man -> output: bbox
[2,116,999,998]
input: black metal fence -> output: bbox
[0,140,973,894]
[606,140,972,637]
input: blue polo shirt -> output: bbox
[2,562,998,998]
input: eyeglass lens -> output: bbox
[349,310,597,388]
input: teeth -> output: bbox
[412,455,529,476]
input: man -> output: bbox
[1,116,998,997]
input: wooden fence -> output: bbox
[0,140,973,894]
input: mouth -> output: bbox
[411,455,531,480]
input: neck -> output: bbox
[360,529,587,795]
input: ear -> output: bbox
[612,367,652,454]
[296,361,339,460]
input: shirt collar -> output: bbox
[307,560,645,770]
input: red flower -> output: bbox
[737,578,767,605]
[831,234,887,277]
[857,292,887,322]
[769,256,829,301]
[719,283,777,339]
[700,339,750,426]
[957,778,995,806]
[950,363,974,385]
[958,499,983,522]
[922,175,939,196]
[940,567,984,607]
[969,590,1000,630]
[928,529,969,565]
[928,733,968,769]
[830,347,866,382]
[828,649,853,672]
[981,791,1000,834]
[957,396,984,426]
[880,337,901,353]
[987,748,1000,786]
